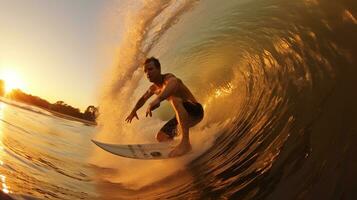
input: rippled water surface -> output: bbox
[1,0,357,199]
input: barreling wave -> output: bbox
[93,0,357,199]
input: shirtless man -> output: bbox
[125,57,204,157]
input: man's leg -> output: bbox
[156,131,172,142]
[156,114,200,143]
[156,117,178,142]
[169,97,192,157]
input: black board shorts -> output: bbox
[160,101,204,138]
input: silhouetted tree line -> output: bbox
[3,88,98,122]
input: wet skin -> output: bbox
[125,61,202,157]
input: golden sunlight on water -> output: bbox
[0,104,11,195]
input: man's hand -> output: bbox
[146,99,160,117]
[125,111,139,123]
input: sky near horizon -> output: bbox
[0,0,121,111]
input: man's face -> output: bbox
[144,62,160,82]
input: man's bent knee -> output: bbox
[156,131,172,142]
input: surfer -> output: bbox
[125,57,204,157]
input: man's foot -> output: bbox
[169,142,192,157]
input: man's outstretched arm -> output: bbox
[146,77,178,117]
[125,86,155,123]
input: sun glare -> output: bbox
[0,70,26,94]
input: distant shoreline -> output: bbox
[0,98,97,126]
[45,108,97,126]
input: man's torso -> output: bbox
[152,73,197,103]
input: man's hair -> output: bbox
[144,57,161,70]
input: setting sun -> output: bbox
[0,69,26,94]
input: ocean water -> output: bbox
[0,101,97,199]
[1,0,357,199]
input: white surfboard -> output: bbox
[91,140,181,159]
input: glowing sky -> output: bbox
[0,0,120,111]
